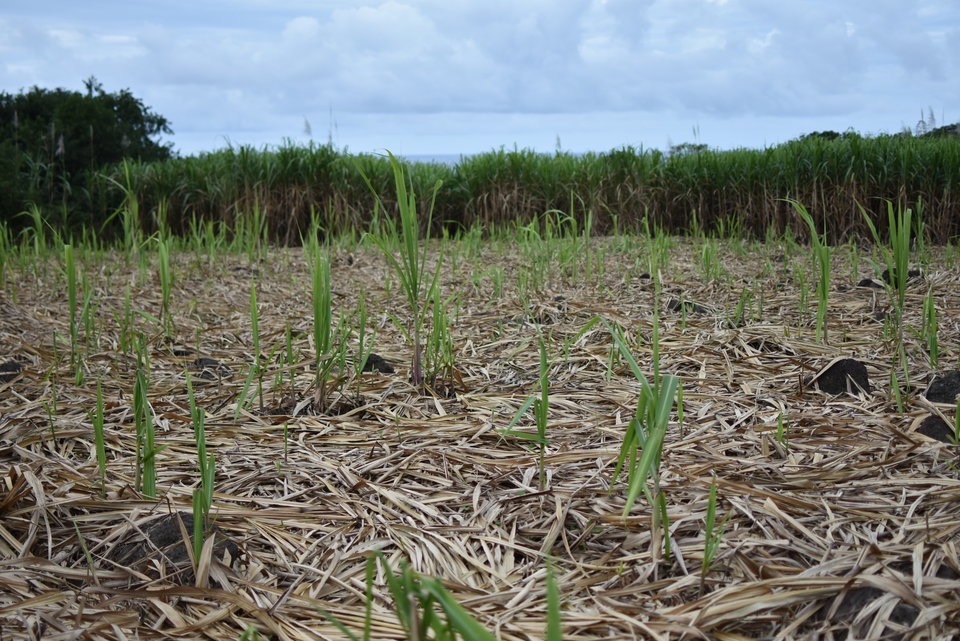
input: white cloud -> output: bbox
[48,28,84,48]
[747,29,779,55]
[0,1,956,154]
[281,16,321,40]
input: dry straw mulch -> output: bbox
[1,237,959,640]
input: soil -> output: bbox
[0,237,958,640]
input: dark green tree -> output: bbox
[0,76,174,231]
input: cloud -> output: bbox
[6,1,953,116]
[1,1,957,154]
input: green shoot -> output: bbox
[546,560,563,641]
[699,237,723,282]
[890,369,904,413]
[310,246,340,408]
[310,245,330,358]
[604,319,681,517]
[657,491,671,558]
[245,200,267,262]
[730,287,752,328]
[102,159,142,258]
[186,372,215,566]
[501,334,551,490]
[361,151,443,387]
[533,336,550,489]
[238,626,263,641]
[117,287,134,355]
[233,280,264,418]
[250,279,262,409]
[80,277,96,352]
[848,241,860,283]
[922,287,938,368]
[91,379,107,493]
[676,385,685,436]
[234,363,258,420]
[18,203,51,275]
[858,200,913,320]
[43,373,58,438]
[354,288,375,380]
[790,200,830,343]
[700,477,730,593]
[157,235,173,337]
[64,244,79,369]
[425,286,456,388]
[134,336,158,498]
[776,412,788,448]
[320,552,497,641]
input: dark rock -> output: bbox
[191,357,232,380]
[106,512,239,582]
[815,586,919,639]
[362,353,394,374]
[810,358,871,395]
[937,565,960,580]
[926,370,960,404]
[667,298,710,315]
[916,414,956,444]
[0,360,23,382]
[881,267,923,285]
[108,513,195,568]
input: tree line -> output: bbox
[1,78,957,243]
[0,76,172,233]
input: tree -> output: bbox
[0,76,174,229]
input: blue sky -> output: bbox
[1,1,957,157]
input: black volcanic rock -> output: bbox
[810,358,871,395]
[926,370,960,404]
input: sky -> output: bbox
[1,1,957,159]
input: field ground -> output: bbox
[1,234,959,640]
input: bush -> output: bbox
[0,76,173,233]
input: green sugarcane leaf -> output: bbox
[502,394,538,432]
[419,578,497,641]
[546,561,563,641]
